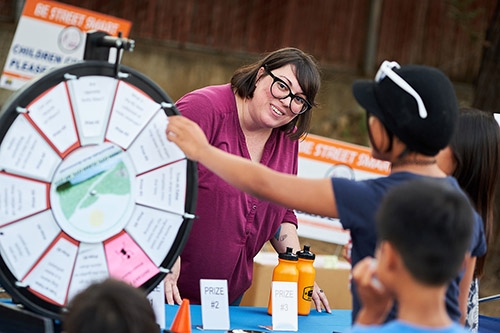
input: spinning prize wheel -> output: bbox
[0,57,197,320]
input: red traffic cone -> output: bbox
[170,299,192,333]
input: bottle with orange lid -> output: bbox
[267,247,298,315]
[296,245,316,315]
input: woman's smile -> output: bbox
[271,104,284,116]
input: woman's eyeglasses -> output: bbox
[264,66,312,115]
[375,60,428,119]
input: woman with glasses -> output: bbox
[163,47,331,312]
[165,61,486,327]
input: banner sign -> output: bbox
[1,0,131,90]
[296,134,391,245]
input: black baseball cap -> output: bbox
[352,62,458,156]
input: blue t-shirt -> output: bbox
[333,172,486,323]
[350,320,469,333]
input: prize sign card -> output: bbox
[271,281,298,331]
[200,279,230,330]
[148,282,166,330]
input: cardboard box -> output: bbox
[240,251,352,309]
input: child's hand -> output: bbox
[166,115,211,162]
[352,257,394,325]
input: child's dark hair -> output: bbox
[62,278,159,333]
[376,179,474,285]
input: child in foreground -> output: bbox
[62,278,159,333]
[351,179,473,333]
[165,61,485,322]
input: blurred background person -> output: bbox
[436,107,500,331]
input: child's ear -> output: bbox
[375,242,388,270]
[379,241,401,273]
[368,117,392,156]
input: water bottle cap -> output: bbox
[296,245,315,260]
[279,247,298,261]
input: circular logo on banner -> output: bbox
[58,26,83,53]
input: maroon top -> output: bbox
[176,84,298,304]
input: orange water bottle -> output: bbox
[296,245,316,315]
[267,247,298,315]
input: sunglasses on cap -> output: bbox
[375,61,428,119]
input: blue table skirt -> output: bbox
[0,299,352,332]
[165,304,352,333]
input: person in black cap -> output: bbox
[164,60,486,325]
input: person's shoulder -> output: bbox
[350,322,401,333]
[446,322,471,333]
[349,324,381,333]
[176,84,235,123]
[180,83,232,101]
[339,172,414,191]
[386,171,423,181]
[351,319,468,333]
[440,175,462,190]
[441,176,484,225]
[384,320,469,333]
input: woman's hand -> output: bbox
[164,257,183,305]
[312,282,331,313]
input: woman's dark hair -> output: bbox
[62,278,159,333]
[230,47,321,140]
[450,108,500,278]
